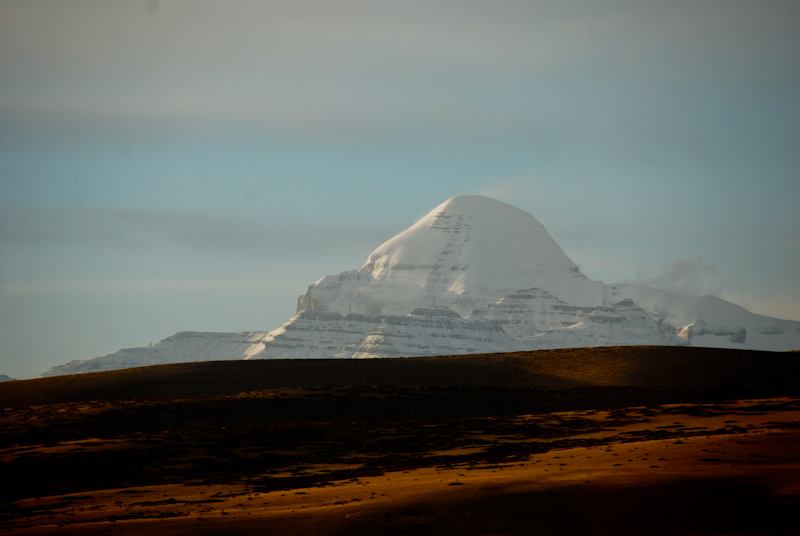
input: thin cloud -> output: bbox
[478,181,525,203]
[0,278,253,297]
[3,1,798,151]
[477,176,540,203]
[633,257,723,297]
[0,208,393,256]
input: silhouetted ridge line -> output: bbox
[5,346,800,407]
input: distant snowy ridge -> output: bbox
[41,195,800,377]
[41,331,271,377]
[607,284,800,351]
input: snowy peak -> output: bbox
[296,194,799,352]
[365,195,580,282]
[298,195,606,317]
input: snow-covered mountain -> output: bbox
[295,195,799,351]
[41,195,800,376]
[298,196,605,318]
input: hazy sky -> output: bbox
[2,0,799,378]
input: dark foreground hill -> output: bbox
[3,346,800,407]
[2,346,799,535]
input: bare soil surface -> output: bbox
[1,346,799,535]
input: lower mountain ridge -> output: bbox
[41,196,800,376]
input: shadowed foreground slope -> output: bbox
[3,346,800,407]
[2,346,799,535]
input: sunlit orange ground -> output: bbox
[5,397,799,535]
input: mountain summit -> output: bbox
[41,196,800,376]
[298,196,605,318]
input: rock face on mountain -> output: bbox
[41,195,800,377]
[237,307,522,360]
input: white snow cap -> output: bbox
[299,195,605,317]
[368,195,581,283]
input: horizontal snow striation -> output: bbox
[42,308,526,376]
[606,284,800,352]
[298,195,605,318]
[40,331,271,377]
[249,310,386,359]
[348,307,523,358]
[469,288,598,337]
[522,299,689,350]
[248,307,523,360]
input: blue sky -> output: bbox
[1,0,799,378]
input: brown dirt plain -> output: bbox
[1,346,799,535]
